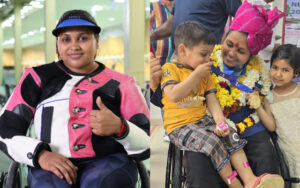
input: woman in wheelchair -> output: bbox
[165,2,286,188]
[249,44,300,187]
[0,9,149,188]
[161,20,284,187]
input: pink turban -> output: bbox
[229,0,285,55]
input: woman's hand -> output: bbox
[38,150,78,185]
[89,97,123,136]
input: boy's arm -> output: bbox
[163,62,213,102]
[206,92,229,137]
[163,69,203,102]
[206,92,225,124]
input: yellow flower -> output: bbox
[237,122,246,134]
[210,45,266,134]
[244,117,254,127]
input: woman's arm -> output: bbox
[0,68,52,167]
[114,77,150,159]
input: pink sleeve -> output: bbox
[5,68,41,114]
[119,77,150,121]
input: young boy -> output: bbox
[161,21,283,188]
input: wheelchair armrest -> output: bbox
[284,177,300,183]
[129,148,150,162]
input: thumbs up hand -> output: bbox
[89,97,122,136]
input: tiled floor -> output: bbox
[150,104,169,188]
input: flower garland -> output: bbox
[211,45,271,134]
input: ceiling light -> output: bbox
[40,27,45,32]
[3,38,15,46]
[2,15,14,28]
[30,1,43,9]
[108,17,115,21]
[91,5,103,16]
[21,34,28,39]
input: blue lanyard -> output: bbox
[211,65,254,93]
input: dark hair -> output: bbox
[271,44,300,75]
[52,9,101,37]
[174,21,216,54]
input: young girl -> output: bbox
[247,44,300,187]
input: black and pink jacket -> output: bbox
[0,61,150,167]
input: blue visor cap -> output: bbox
[52,18,101,36]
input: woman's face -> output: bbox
[221,31,251,68]
[57,27,99,74]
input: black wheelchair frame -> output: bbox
[165,132,300,188]
[165,143,186,188]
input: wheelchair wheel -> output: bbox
[0,171,8,188]
[6,162,21,188]
[135,161,150,188]
[165,143,186,188]
[270,132,300,188]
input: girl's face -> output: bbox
[270,59,295,87]
[57,27,99,74]
[221,31,251,67]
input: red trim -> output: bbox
[116,120,127,137]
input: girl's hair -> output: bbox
[271,44,300,75]
[174,21,216,54]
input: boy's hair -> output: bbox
[271,44,300,75]
[174,21,216,54]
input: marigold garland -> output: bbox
[211,45,271,134]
